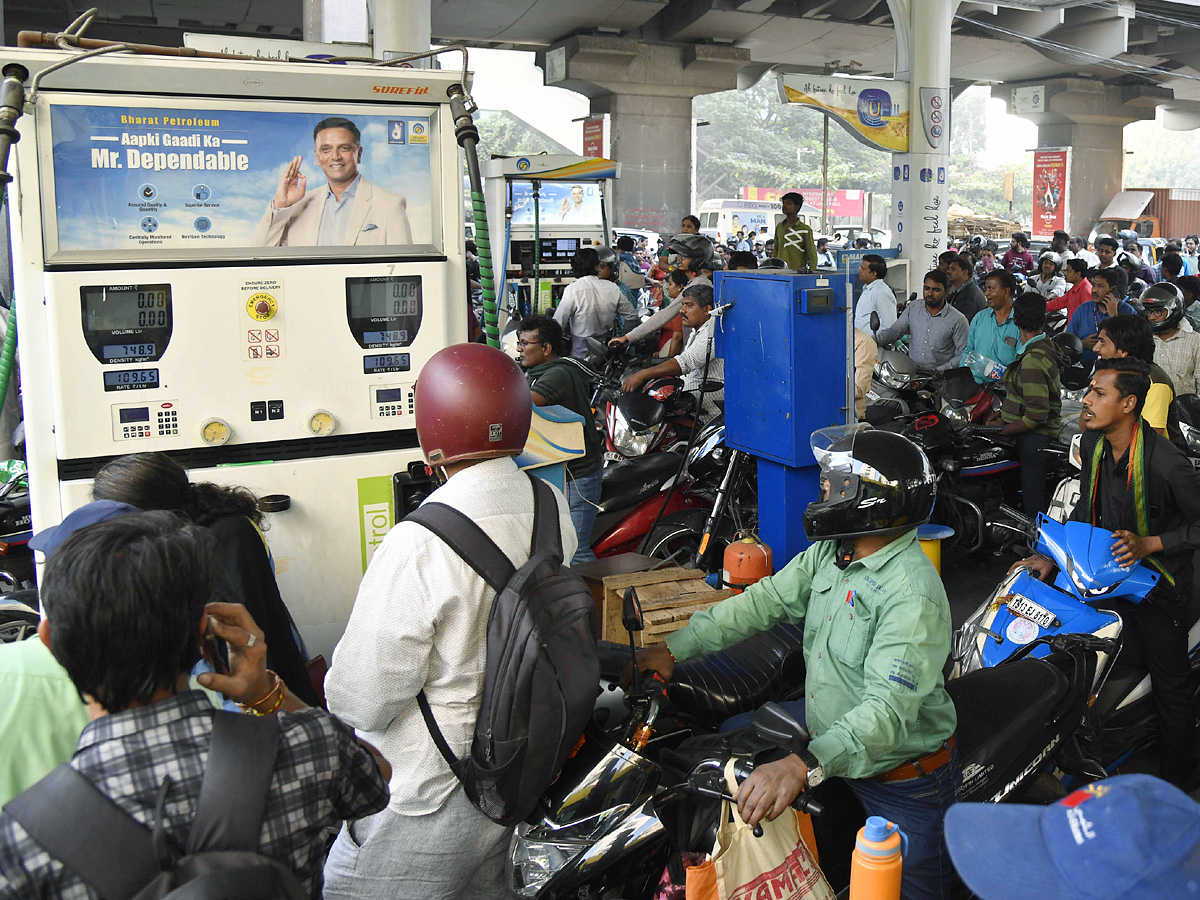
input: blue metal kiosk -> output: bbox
[713,270,853,564]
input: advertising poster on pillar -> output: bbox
[1031,149,1070,240]
[41,99,438,262]
[777,73,909,153]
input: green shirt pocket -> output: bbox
[830,602,874,668]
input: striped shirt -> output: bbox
[999,333,1063,437]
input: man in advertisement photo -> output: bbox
[254,116,413,247]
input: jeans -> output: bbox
[721,701,961,900]
[323,787,514,900]
[566,468,602,565]
[1015,431,1052,517]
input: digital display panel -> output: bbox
[103,344,157,360]
[118,407,150,423]
[82,285,171,333]
[81,283,172,364]
[509,181,603,226]
[540,238,580,261]
[363,353,411,374]
[376,388,405,403]
[104,369,160,392]
[346,275,423,349]
[363,330,408,345]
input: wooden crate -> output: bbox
[600,567,735,647]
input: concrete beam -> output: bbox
[538,38,748,232]
[991,77,1168,127]
[1162,102,1200,132]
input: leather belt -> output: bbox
[875,734,957,783]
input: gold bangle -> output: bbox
[238,671,280,711]
[249,682,286,716]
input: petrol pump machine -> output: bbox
[483,155,618,315]
[3,47,468,657]
[713,271,853,563]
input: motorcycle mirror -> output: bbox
[752,701,810,753]
[700,380,724,393]
[622,586,645,633]
[870,311,880,334]
[586,336,607,356]
[907,292,918,305]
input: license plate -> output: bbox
[1007,595,1056,628]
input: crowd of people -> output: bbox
[5,188,1200,900]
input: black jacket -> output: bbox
[1071,427,1200,608]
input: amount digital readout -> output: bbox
[104,369,160,392]
[362,353,411,374]
[363,330,408,346]
[103,343,157,360]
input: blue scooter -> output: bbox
[951,513,1199,799]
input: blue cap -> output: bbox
[28,500,139,559]
[945,774,1200,900]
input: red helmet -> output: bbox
[415,343,531,466]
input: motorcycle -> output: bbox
[592,416,756,568]
[952,513,1200,790]
[880,405,1069,555]
[510,582,1108,898]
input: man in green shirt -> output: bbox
[518,314,604,564]
[635,426,959,900]
[774,191,819,271]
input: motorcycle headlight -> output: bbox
[1182,421,1200,458]
[508,810,630,896]
[878,362,911,390]
[942,404,969,429]
[612,413,655,457]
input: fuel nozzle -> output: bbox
[446,83,480,149]
[0,64,29,185]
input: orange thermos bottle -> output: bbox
[850,816,907,900]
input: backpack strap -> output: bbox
[527,473,564,563]
[4,764,160,900]
[406,501,515,593]
[186,711,281,854]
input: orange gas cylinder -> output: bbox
[721,535,773,594]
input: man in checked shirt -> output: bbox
[0,512,390,900]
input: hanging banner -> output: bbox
[1031,148,1070,240]
[778,73,909,153]
[582,118,604,158]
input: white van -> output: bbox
[697,198,822,246]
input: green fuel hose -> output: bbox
[448,85,498,347]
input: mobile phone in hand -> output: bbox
[203,625,230,676]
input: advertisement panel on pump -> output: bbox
[44,99,439,261]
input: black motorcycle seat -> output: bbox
[667,623,807,727]
[948,658,1069,763]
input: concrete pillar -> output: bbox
[372,0,430,57]
[889,0,955,274]
[302,0,368,43]
[993,78,1167,239]
[538,38,749,232]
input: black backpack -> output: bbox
[3,712,307,900]
[408,473,600,826]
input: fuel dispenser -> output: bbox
[483,155,619,318]
[2,46,472,658]
[714,270,853,564]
